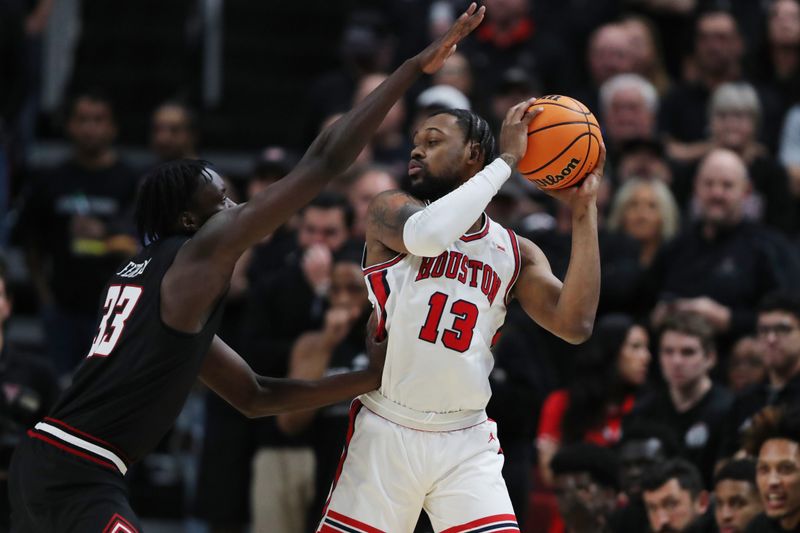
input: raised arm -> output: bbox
[513,146,605,344]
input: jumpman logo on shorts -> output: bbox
[488,432,496,443]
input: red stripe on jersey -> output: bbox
[44,417,130,463]
[327,510,385,533]
[367,271,390,341]
[27,429,119,473]
[460,215,491,242]
[317,525,340,533]
[102,513,139,533]
[320,400,364,518]
[503,230,521,305]
[491,328,503,347]
[441,514,519,533]
[362,253,406,276]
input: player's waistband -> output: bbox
[359,390,487,432]
[27,418,129,475]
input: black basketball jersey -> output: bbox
[30,236,225,474]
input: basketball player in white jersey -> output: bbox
[316,101,603,533]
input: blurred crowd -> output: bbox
[2,0,800,532]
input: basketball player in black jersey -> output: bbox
[8,6,486,532]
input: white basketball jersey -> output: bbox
[360,215,522,431]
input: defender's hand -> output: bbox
[498,99,542,168]
[415,2,485,75]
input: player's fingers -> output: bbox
[522,105,543,126]
[594,142,607,176]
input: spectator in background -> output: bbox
[275,252,370,530]
[550,443,621,533]
[410,83,472,136]
[621,14,672,96]
[598,73,659,166]
[431,51,473,100]
[714,459,763,533]
[754,0,800,118]
[240,191,355,533]
[727,336,766,394]
[781,105,800,201]
[345,165,397,242]
[150,100,199,162]
[630,313,733,486]
[607,177,680,268]
[613,420,682,533]
[722,293,800,459]
[648,149,795,346]
[642,458,712,533]
[0,263,59,528]
[14,90,139,377]
[537,314,651,485]
[573,23,636,115]
[615,138,675,187]
[743,406,800,532]
[486,67,539,136]
[660,10,745,163]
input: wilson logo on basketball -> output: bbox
[535,157,581,188]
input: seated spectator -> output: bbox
[722,292,800,459]
[727,336,766,394]
[150,100,199,162]
[537,314,651,485]
[754,0,800,120]
[345,165,398,242]
[431,51,473,100]
[599,73,659,166]
[621,14,671,96]
[714,459,763,533]
[607,177,680,267]
[550,443,621,533]
[780,104,800,201]
[642,458,712,533]
[615,138,675,187]
[743,406,800,532]
[630,313,733,486]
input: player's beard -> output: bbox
[408,172,462,202]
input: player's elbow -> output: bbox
[558,320,594,345]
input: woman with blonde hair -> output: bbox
[608,177,680,267]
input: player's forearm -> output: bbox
[556,206,600,343]
[403,158,512,256]
[276,337,336,434]
[248,370,380,418]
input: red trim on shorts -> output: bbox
[102,513,139,533]
[320,399,364,518]
[27,429,119,473]
[503,229,521,305]
[362,253,406,275]
[460,215,490,242]
[44,417,130,463]
[326,510,385,533]
[441,514,519,533]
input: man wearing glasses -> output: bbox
[721,292,800,459]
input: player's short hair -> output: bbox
[744,405,800,456]
[641,458,704,498]
[135,159,214,244]
[551,443,621,491]
[660,313,716,356]
[429,109,497,167]
[758,291,800,323]
[302,191,355,229]
[713,459,757,489]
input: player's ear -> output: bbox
[179,211,199,232]
[467,142,481,164]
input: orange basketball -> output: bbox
[518,95,603,190]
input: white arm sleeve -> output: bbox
[402,158,512,257]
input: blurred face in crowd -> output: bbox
[624,18,659,76]
[298,207,349,252]
[0,278,11,328]
[694,151,750,228]
[483,0,528,25]
[757,439,800,529]
[348,169,397,239]
[618,325,651,387]
[605,87,655,144]
[769,0,800,47]
[329,262,369,320]
[354,74,406,139]
[727,336,766,393]
[67,97,117,156]
[619,438,667,498]
[618,150,672,184]
[659,331,713,391]
[695,13,743,75]
[711,108,757,152]
[714,479,763,533]
[433,53,473,96]
[151,104,196,162]
[621,183,662,245]
[644,479,708,533]
[589,24,636,86]
[758,311,800,377]
[553,471,618,533]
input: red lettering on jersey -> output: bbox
[487,272,502,304]
[445,252,463,279]
[480,264,494,296]
[431,253,447,278]
[416,257,433,281]
[457,254,469,283]
[414,250,504,305]
[467,260,482,287]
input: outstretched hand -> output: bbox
[415,2,486,74]
[545,142,606,214]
